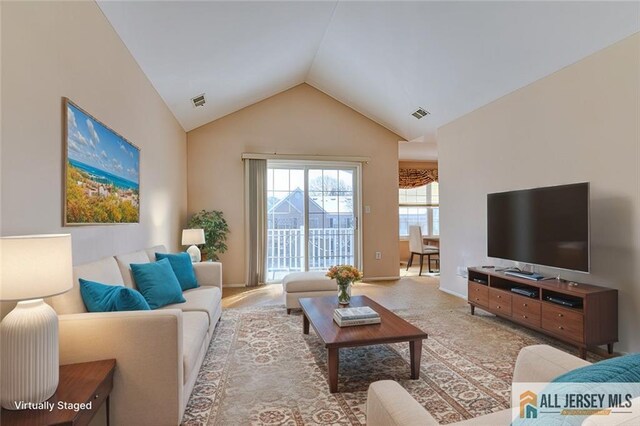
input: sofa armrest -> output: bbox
[193,261,223,289]
[58,310,184,426]
[513,345,591,383]
[367,381,438,426]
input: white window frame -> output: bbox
[399,183,439,239]
[266,160,363,278]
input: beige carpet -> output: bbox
[182,278,596,425]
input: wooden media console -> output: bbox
[467,267,618,359]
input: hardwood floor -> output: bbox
[222,268,457,311]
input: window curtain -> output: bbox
[399,168,438,189]
[245,159,267,287]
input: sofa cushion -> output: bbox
[159,286,221,328]
[513,345,591,383]
[182,311,209,384]
[283,271,336,293]
[131,259,186,309]
[156,252,199,291]
[115,250,151,288]
[145,245,167,262]
[50,256,124,315]
[79,279,150,312]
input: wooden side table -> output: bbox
[1,359,116,426]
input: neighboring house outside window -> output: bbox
[399,182,439,237]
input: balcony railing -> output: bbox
[266,227,355,281]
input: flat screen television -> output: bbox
[487,182,590,272]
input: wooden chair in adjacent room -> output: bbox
[407,225,439,275]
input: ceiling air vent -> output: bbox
[191,93,206,108]
[411,107,430,119]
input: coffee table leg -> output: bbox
[409,339,422,379]
[328,347,339,393]
[303,313,309,335]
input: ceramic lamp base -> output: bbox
[1,299,59,410]
[186,245,201,262]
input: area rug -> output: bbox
[181,303,596,425]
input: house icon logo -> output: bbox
[520,390,538,419]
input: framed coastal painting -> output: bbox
[64,98,140,225]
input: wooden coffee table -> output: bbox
[299,295,428,393]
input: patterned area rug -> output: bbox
[182,302,595,425]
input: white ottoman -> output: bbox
[283,271,338,314]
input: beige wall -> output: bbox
[1,1,187,265]
[439,34,640,352]
[398,160,438,263]
[187,84,400,284]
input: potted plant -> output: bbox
[186,210,230,261]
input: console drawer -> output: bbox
[489,288,512,316]
[512,295,541,327]
[468,282,488,307]
[542,304,584,343]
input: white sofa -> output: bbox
[367,344,621,426]
[49,245,222,426]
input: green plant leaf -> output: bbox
[186,210,230,261]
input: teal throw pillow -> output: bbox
[79,279,150,312]
[155,252,199,291]
[552,353,640,383]
[130,258,186,309]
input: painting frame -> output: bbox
[63,98,141,226]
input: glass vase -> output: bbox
[337,280,352,305]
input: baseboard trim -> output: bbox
[439,286,467,300]
[223,283,247,288]
[364,276,401,282]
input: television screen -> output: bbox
[487,183,590,272]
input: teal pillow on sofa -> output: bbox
[130,258,186,309]
[155,252,199,291]
[552,353,640,383]
[79,279,150,312]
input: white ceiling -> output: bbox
[98,1,640,160]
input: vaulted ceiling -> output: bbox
[98,1,639,160]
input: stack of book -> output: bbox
[333,306,381,327]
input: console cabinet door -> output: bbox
[489,288,512,316]
[541,304,584,343]
[512,295,541,327]
[468,282,489,307]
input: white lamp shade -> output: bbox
[0,234,73,301]
[182,229,205,245]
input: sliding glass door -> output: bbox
[266,167,306,280]
[266,162,360,282]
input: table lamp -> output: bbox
[182,229,205,262]
[0,234,73,410]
